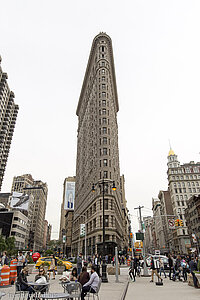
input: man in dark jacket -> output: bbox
[168,254,173,280]
[189,257,199,288]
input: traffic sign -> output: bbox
[168,219,175,229]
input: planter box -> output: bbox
[107,266,120,275]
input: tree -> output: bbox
[0,235,6,254]
[5,237,16,255]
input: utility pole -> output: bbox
[134,206,144,231]
[134,205,149,276]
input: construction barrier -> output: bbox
[0,265,10,287]
[9,259,17,284]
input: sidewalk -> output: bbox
[126,275,200,300]
[0,267,129,300]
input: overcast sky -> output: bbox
[1,0,200,239]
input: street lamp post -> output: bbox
[92,178,116,283]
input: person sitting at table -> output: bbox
[81,265,99,300]
[16,266,34,299]
[34,267,49,293]
[78,266,90,286]
[69,267,78,281]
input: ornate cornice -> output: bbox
[76,32,119,116]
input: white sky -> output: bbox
[1,0,200,239]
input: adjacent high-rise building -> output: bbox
[12,174,48,251]
[0,56,19,190]
[72,33,125,257]
[167,149,200,253]
[59,176,75,241]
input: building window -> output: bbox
[105,215,109,227]
[102,69,105,75]
[104,171,108,178]
[102,76,105,81]
[102,118,107,124]
[102,109,106,115]
[103,159,107,166]
[104,199,108,210]
[102,100,106,106]
[103,148,107,155]
[100,160,101,167]
[187,182,190,186]
[103,127,107,134]
[102,92,106,98]
[102,84,106,89]
[103,137,107,144]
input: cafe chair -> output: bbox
[13,283,29,300]
[62,282,82,299]
[87,279,101,299]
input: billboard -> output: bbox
[64,181,75,210]
[10,192,30,211]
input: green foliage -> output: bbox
[197,259,200,272]
[0,235,6,253]
[5,237,16,255]
[45,249,54,256]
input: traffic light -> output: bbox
[179,219,183,226]
[130,233,133,239]
[140,241,143,248]
[175,219,183,227]
[175,219,180,226]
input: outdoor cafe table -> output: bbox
[27,282,50,298]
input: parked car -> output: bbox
[146,255,169,270]
[35,257,72,270]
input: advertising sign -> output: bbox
[64,181,75,210]
[10,192,30,211]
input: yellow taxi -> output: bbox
[35,257,72,270]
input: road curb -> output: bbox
[120,277,129,300]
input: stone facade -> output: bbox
[72,33,125,257]
[167,149,200,253]
[185,195,200,252]
[0,56,19,190]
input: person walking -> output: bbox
[159,257,167,278]
[150,256,162,283]
[168,254,173,280]
[129,257,135,282]
[181,258,188,282]
[133,256,139,278]
[189,257,199,288]
[77,253,83,276]
[17,251,25,276]
[49,255,56,279]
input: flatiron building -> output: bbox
[72,33,125,257]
